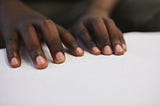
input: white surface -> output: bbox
[0,32,160,106]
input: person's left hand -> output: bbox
[70,8,127,55]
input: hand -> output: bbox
[0,1,84,69]
[70,6,126,55]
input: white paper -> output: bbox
[0,32,160,106]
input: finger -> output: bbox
[87,17,112,55]
[38,20,65,64]
[56,25,84,56]
[19,25,48,69]
[71,23,101,55]
[4,31,21,68]
[104,19,124,55]
[117,29,127,51]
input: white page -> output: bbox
[0,32,160,106]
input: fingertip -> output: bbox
[114,45,125,55]
[73,47,84,56]
[91,46,101,55]
[54,52,66,64]
[35,56,48,69]
[10,57,21,68]
[103,45,112,55]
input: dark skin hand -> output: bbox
[70,0,127,55]
[0,0,84,69]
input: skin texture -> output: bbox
[0,0,84,69]
[0,0,127,69]
[70,0,126,55]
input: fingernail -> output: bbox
[115,45,124,53]
[76,47,84,55]
[92,47,101,54]
[36,56,46,65]
[11,57,19,66]
[122,44,127,51]
[103,45,112,55]
[55,52,65,63]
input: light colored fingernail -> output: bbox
[115,45,124,53]
[76,47,84,55]
[55,52,65,63]
[36,56,46,65]
[92,47,101,54]
[103,45,112,55]
[11,57,19,66]
[122,44,127,51]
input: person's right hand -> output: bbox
[0,0,84,69]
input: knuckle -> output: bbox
[49,36,60,43]
[97,37,110,46]
[87,17,102,25]
[17,22,30,30]
[48,39,62,49]
[106,18,115,25]
[110,34,119,40]
[5,37,17,44]
[58,26,69,35]
[54,40,62,47]
[41,20,58,35]
[69,40,78,46]
[79,28,88,36]
[86,41,95,49]
[92,17,102,22]
[70,23,83,33]
[111,36,121,44]
[43,19,56,27]
[28,45,41,55]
